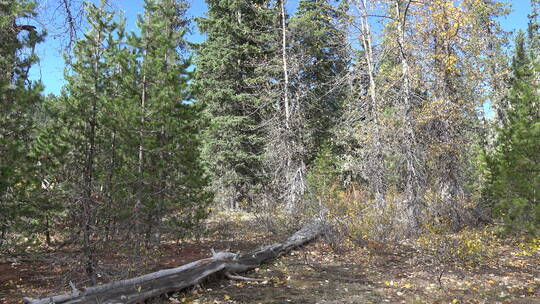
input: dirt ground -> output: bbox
[1,215,539,304]
[180,241,539,304]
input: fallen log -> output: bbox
[23,222,324,304]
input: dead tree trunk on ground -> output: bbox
[24,222,324,304]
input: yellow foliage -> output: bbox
[516,237,540,256]
[324,184,407,248]
[418,224,501,266]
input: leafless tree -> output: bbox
[393,0,426,232]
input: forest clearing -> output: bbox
[1,0,539,303]
[1,213,540,303]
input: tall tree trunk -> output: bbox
[104,131,116,242]
[0,223,6,249]
[395,0,423,231]
[135,73,147,237]
[80,29,104,286]
[83,86,97,286]
[355,0,386,210]
[280,0,290,128]
[277,0,306,212]
[45,214,51,246]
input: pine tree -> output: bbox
[194,0,276,209]
[490,4,540,233]
[0,0,45,250]
[129,0,211,242]
[32,0,210,271]
[58,0,124,284]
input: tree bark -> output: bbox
[279,0,290,127]
[395,0,424,231]
[353,0,386,210]
[23,222,324,304]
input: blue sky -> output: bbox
[29,0,533,96]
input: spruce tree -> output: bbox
[289,0,349,157]
[194,0,276,209]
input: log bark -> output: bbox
[23,222,324,304]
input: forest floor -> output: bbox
[1,212,539,304]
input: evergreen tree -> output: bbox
[129,0,210,242]
[57,0,124,284]
[194,0,276,209]
[30,0,210,277]
[0,0,45,250]
[489,7,540,233]
[289,0,349,157]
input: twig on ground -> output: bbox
[225,272,265,282]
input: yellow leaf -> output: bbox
[224,294,231,300]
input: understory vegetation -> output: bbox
[1,0,539,303]
[1,213,539,303]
